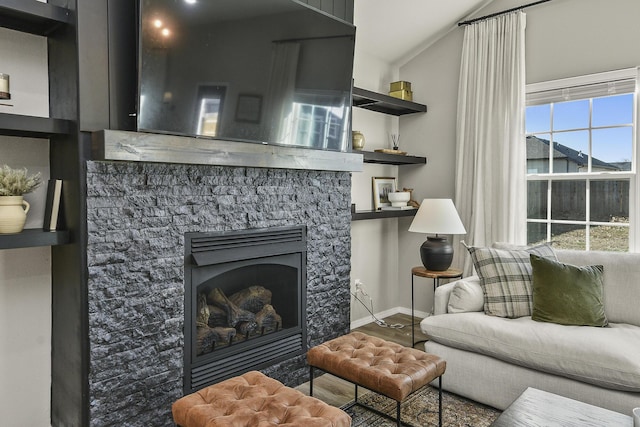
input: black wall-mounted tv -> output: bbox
[137,0,356,152]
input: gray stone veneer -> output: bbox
[85,161,352,426]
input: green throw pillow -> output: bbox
[530,254,608,327]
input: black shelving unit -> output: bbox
[0,1,73,251]
[0,113,72,138]
[0,228,70,249]
[0,0,71,35]
[352,208,418,221]
[360,150,427,165]
[352,86,427,116]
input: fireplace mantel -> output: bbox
[92,130,363,172]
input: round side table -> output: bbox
[411,266,463,347]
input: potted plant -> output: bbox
[0,165,42,234]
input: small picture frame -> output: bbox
[235,94,262,123]
[372,177,397,210]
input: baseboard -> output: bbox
[350,306,430,329]
[397,306,431,319]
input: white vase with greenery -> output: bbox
[0,165,42,234]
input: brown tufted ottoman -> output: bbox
[172,370,351,426]
[307,331,446,427]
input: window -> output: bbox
[525,68,639,251]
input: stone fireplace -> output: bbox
[85,160,352,425]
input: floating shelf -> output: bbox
[0,0,71,36]
[360,150,426,165]
[0,113,73,138]
[352,87,427,116]
[351,209,418,221]
[0,228,70,250]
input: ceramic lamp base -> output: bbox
[420,236,453,271]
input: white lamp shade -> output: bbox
[408,199,466,235]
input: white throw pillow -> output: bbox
[447,279,484,313]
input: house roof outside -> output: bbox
[526,135,620,171]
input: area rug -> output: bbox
[344,386,501,427]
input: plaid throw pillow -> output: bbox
[467,244,557,318]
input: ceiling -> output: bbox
[353,0,495,65]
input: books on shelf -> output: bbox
[380,205,416,211]
[43,179,62,231]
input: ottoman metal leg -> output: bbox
[438,376,443,427]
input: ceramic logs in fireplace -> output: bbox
[184,226,307,393]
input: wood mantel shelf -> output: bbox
[92,130,364,173]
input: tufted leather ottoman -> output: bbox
[307,331,446,427]
[172,371,351,427]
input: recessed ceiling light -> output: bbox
[161,28,171,37]
[185,0,197,4]
[153,19,162,28]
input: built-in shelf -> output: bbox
[351,209,418,221]
[0,113,72,138]
[360,150,427,165]
[0,228,70,250]
[0,0,71,36]
[352,87,427,116]
[0,2,74,251]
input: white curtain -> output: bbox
[263,42,300,144]
[454,12,527,275]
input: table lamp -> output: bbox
[408,199,466,271]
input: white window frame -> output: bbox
[525,67,640,251]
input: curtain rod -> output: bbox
[458,0,552,26]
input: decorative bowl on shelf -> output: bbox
[387,191,410,207]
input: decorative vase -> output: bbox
[352,131,365,150]
[0,195,30,234]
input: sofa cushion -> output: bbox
[421,312,640,392]
[531,255,608,327]
[447,279,484,313]
[466,244,557,318]
[556,250,640,327]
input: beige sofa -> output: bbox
[420,249,640,415]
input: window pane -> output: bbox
[592,127,633,171]
[526,134,551,173]
[592,93,633,127]
[527,222,547,246]
[552,131,589,173]
[551,180,585,220]
[551,223,585,250]
[553,99,589,131]
[526,105,550,133]
[590,224,629,252]
[590,180,629,222]
[527,181,547,219]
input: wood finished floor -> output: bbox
[295,313,429,407]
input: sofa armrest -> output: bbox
[433,276,483,315]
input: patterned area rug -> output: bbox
[345,386,501,427]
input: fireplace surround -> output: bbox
[85,160,351,425]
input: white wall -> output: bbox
[349,18,411,324]
[396,0,640,315]
[0,27,51,427]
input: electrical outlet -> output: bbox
[354,279,364,293]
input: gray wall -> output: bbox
[397,0,640,315]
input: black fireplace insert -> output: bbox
[184,225,307,392]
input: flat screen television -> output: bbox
[137,0,356,152]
